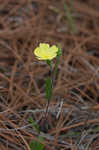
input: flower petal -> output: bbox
[49,45,58,53]
[40,43,49,50]
[34,47,41,56]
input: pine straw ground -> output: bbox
[0,0,99,150]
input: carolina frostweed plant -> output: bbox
[34,43,62,117]
[29,43,62,150]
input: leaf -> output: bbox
[36,136,44,150]
[29,140,37,150]
[29,117,40,134]
[29,136,44,150]
[45,77,52,101]
[64,2,77,33]
[57,44,62,56]
[53,45,62,77]
[94,126,99,132]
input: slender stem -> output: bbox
[45,48,61,118]
[45,64,53,119]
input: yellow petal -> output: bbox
[34,47,41,56]
[49,45,58,53]
[40,43,49,50]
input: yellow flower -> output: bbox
[34,43,58,60]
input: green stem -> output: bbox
[45,45,62,118]
[45,63,53,119]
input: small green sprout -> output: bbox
[29,117,44,150]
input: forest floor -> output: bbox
[0,0,99,150]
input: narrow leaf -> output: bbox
[29,136,44,150]
[36,136,44,150]
[29,117,40,134]
[64,2,77,33]
[29,140,37,150]
[53,44,62,77]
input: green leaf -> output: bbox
[94,126,99,132]
[36,136,44,150]
[29,117,40,134]
[29,136,44,150]
[64,2,77,33]
[29,140,37,150]
[57,44,62,56]
[53,45,62,77]
[45,77,52,101]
